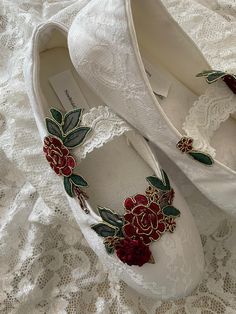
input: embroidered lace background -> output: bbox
[0,0,236,313]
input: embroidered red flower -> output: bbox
[177,137,193,153]
[165,217,176,233]
[123,194,166,245]
[43,136,76,176]
[115,237,151,266]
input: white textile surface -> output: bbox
[0,0,236,313]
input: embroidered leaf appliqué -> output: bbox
[91,223,118,237]
[196,70,229,83]
[163,206,180,217]
[50,108,63,124]
[45,118,62,139]
[146,170,170,191]
[189,151,214,166]
[64,176,74,197]
[63,127,91,148]
[98,207,123,228]
[104,243,114,254]
[62,109,83,134]
[70,174,88,187]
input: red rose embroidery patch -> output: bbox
[43,136,76,176]
[91,170,181,266]
[43,108,91,213]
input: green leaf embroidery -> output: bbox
[64,176,74,197]
[104,243,115,254]
[146,170,170,191]
[196,70,226,83]
[98,207,123,228]
[163,206,180,217]
[63,127,91,148]
[50,108,63,124]
[45,118,62,139]
[91,223,118,237]
[188,151,214,166]
[70,174,88,187]
[62,108,83,134]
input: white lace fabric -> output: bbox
[183,80,236,157]
[0,0,236,313]
[76,105,131,160]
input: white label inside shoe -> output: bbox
[49,70,89,111]
[143,58,171,98]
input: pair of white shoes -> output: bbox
[24,0,236,300]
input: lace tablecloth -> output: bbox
[0,0,235,313]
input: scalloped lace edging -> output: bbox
[183,81,236,157]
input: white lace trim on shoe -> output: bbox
[183,80,236,158]
[74,105,131,160]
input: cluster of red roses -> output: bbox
[105,192,177,267]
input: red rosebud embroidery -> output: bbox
[123,194,166,245]
[176,137,193,153]
[43,136,76,177]
[115,238,151,266]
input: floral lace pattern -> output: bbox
[183,80,236,157]
[0,0,236,313]
[76,105,131,160]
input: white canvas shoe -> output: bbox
[68,0,236,215]
[24,22,204,299]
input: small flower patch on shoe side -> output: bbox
[176,137,193,153]
[91,170,180,267]
[196,70,236,94]
[177,137,214,166]
[43,108,92,213]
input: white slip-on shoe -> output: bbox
[24,22,204,299]
[68,0,236,215]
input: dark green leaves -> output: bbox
[46,108,91,149]
[98,207,123,228]
[64,176,74,197]
[70,174,88,187]
[189,151,214,166]
[163,206,180,217]
[91,223,118,237]
[196,70,226,83]
[50,108,63,124]
[146,170,170,191]
[63,127,91,148]
[91,207,124,238]
[104,243,114,254]
[62,109,83,134]
[45,118,62,139]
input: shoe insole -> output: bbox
[39,47,154,213]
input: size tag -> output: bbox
[49,70,89,111]
[143,58,171,98]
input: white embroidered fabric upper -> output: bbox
[0,0,236,313]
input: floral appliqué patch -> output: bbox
[43,108,91,213]
[176,136,214,166]
[91,170,180,267]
